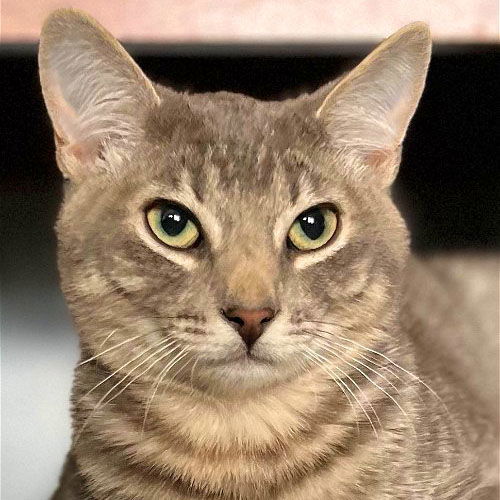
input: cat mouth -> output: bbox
[206,351,272,367]
[240,351,269,363]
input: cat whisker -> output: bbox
[332,331,446,404]
[307,327,404,381]
[77,336,175,404]
[100,344,183,409]
[303,346,378,438]
[308,344,382,429]
[189,355,200,392]
[300,351,360,436]
[162,351,194,397]
[307,325,424,404]
[333,339,426,404]
[336,342,406,386]
[312,334,400,393]
[98,329,118,349]
[80,323,193,367]
[301,318,354,330]
[356,352,405,385]
[305,320,432,392]
[313,337,417,438]
[76,341,181,442]
[79,334,144,366]
[141,347,191,434]
[334,333,467,446]
[308,322,463,447]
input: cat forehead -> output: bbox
[145,87,325,154]
[137,88,334,201]
[134,142,321,212]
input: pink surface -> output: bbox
[2,0,498,42]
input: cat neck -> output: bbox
[73,354,421,499]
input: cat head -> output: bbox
[39,9,431,395]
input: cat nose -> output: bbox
[222,307,276,350]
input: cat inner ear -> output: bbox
[38,9,160,180]
[316,22,431,187]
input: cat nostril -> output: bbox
[226,315,244,326]
[221,307,276,350]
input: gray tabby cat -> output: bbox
[39,9,498,499]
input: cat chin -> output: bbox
[191,355,304,394]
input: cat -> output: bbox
[38,9,498,500]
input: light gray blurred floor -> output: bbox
[2,283,78,500]
[2,187,79,500]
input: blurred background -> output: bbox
[1,1,498,499]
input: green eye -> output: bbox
[288,205,338,251]
[146,202,200,249]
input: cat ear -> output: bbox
[38,9,160,180]
[316,22,431,187]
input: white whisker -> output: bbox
[98,329,118,349]
[314,337,417,437]
[102,344,182,408]
[309,345,382,429]
[75,341,180,441]
[301,351,360,436]
[79,334,143,366]
[306,322,463,449]
[77,337,175,404]
[337,334,448,406]
[304,346,378,438]
[313,333,400,393]
[189,355,200,392]
[141,347,190,433]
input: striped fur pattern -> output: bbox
[38,9,497,499]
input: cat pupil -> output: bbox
[300,210,325,240]
[161,208,187,236]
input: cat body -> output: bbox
[38,10,497,499]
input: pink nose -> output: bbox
[222,307,276,349]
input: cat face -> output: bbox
[40,10,430,394]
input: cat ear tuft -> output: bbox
[38,9,160,179]
[316,22,431,187]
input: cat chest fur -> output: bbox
[73,368,421,500]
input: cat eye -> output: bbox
[287,205,338,251]
[146,202,201,249]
